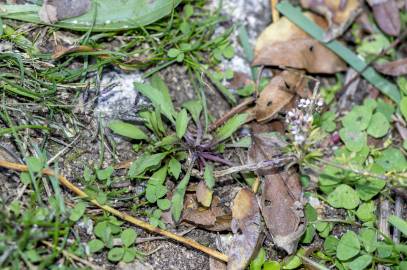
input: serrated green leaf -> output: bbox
[128,152,167,178]
[215,113,248,142]
[0,0,181,32]
[135,83,175,123]
[171,172,191,222]
[168,158,181,180]
[336,231,360,261]
[182,99,202,124]
[108,120,147,140]
[176,109,189,138]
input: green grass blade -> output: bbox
[276,1,401,103]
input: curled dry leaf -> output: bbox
[367,0,400,36]
[39,0,91,24]
[182,194,231,231]
[300,0,361,41]
[254,70,310,123]
[52,45,95,60]
[248,131,305,254]
[196,180,213,207]
[374,58,407,76]
[253,13,346,73]
[227,188,263,270]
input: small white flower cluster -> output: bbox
[286,97,324,145]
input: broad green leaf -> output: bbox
[367,112,389,138]
[135,83,175,123]
[342,106,372,131]
[148,165,168,186]
[376,148,407,172]
[355,179,385,201]
[215,113,248,142]
[168,158,181,180]
[264,261,281,270]
[204,163,215,189]
[88,239,104,253]
[108,120,147,140]
[283,255,302,269]
[336,231,360,261]
[121,228,137,248]
[347,255,372,270]
[250,248,266,270]
[69,202,87,222]
[389,215,407,237]
[107,247,124,262]
[122,247,137,263]
[128,152,167,178]
[182,99,202,124]
[150,74,176,117]
[26,156,43,173]
[276,1,400,103]
[96,166,114,181]
[376,99,394,121]
[171,172,191,222]
[357,34,390,57]
[401,97,407,122]
[157,198,171,210]
[356,201,376,222]
[323,236,339,256]
[321,111,336,133]
[359,228,377,253]
[176,109,189,138]
[339,128,367,152]
[0,0,181,32]
[327,184,360,210]
[146,184,167,203]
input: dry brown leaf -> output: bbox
[254,70,310,123]
[227,188,263,270]
[368,0,400,36]
[253,13,346,73]
[374,58,407,76]
[39,0,91,24]
[300,0,361,41]
[52,45,95,60]
[196,180,213,207]
[248,132,305,254]
[182,195,231,231]
[210,257,227,270]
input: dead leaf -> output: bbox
[52,45,95,60]
[227,188,263,270]
[182,195,231,231]
[374,58,407,76]
[300,0,361,41]
[368,0,400,36]
[248,132,305,254]
[39,0,91,24]
[196,180,213,207]
[254,70,310,123]
[253,13,347,73]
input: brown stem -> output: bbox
[0,160,228,263]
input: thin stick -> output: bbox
[0,160,228,263]
[271,0,280,22]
